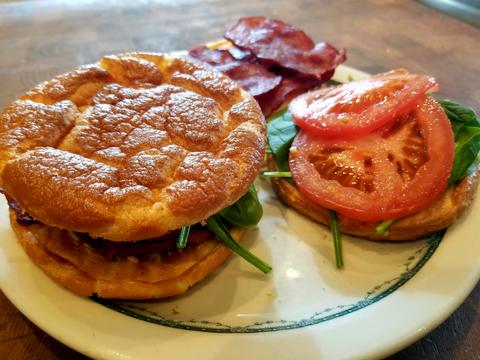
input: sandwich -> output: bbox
[0,52,270,299]
[267,69,480,244]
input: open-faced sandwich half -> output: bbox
[0,52,271,299]
[188,16,480,267]
[267,69,480,244]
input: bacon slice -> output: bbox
[188,46,281,97]
[188,17,345,117]
[77,226,212,260]
[1,190,214,260]
[1,191,39,225]
[228,47,254,61]
[257,76,321,117]
[188,46,321,117]
[224,16,346,80]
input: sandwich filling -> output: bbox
[0,53,268,298]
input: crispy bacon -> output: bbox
[224,16,346,81]
[188,46,281,97]
[257,76,321,117]
[0,190,39,225]
[188,18,345,117]
[1,190,213,260]
[228,47,254,62]
[187,45,323,117]
[76,226,213,261]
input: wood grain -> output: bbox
[0,0,479,359]
[0,294,87,360]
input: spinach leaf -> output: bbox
[448,126,480,185]
[218,184,263,227]
[266,109,298,171]
[467,152,480,174]
[374,219,396,237]
[450,122,464,138]
[328,211,343,268]
[176,225,191,249]
[437,99,480,185]
[437,99,480,127]
[206,215,271,273]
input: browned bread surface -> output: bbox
[271,167,480,241]
[0,53,265,241]
[10,210,245,299]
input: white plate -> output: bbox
[1,64,479,360]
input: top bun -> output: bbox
[0,53,265,241]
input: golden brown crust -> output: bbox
[271,166,480,241]
[0,100,78,185]
[10,210,245,299]
[20,64,114,106]
[0,53,265,241]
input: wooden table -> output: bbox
[0,0,479,359]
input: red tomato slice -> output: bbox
[289,97,454,222]
[289,69,438,140]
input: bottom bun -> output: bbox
[271,168,480,241]
[10,211,245,299]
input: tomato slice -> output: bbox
[289,97,454,222]
[289,69,438,140]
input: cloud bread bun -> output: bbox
[0,53,265,241]
[10,210,245,299]
[270,161,480,241]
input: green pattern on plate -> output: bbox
[93,231,444,333]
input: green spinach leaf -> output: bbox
[218,185,263,227]
[448,126,480,185]
[437,99,480,127]
[206,215,271,273]
[266,109,298,171]
[437,99,480,185]
[328,211,343,268]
